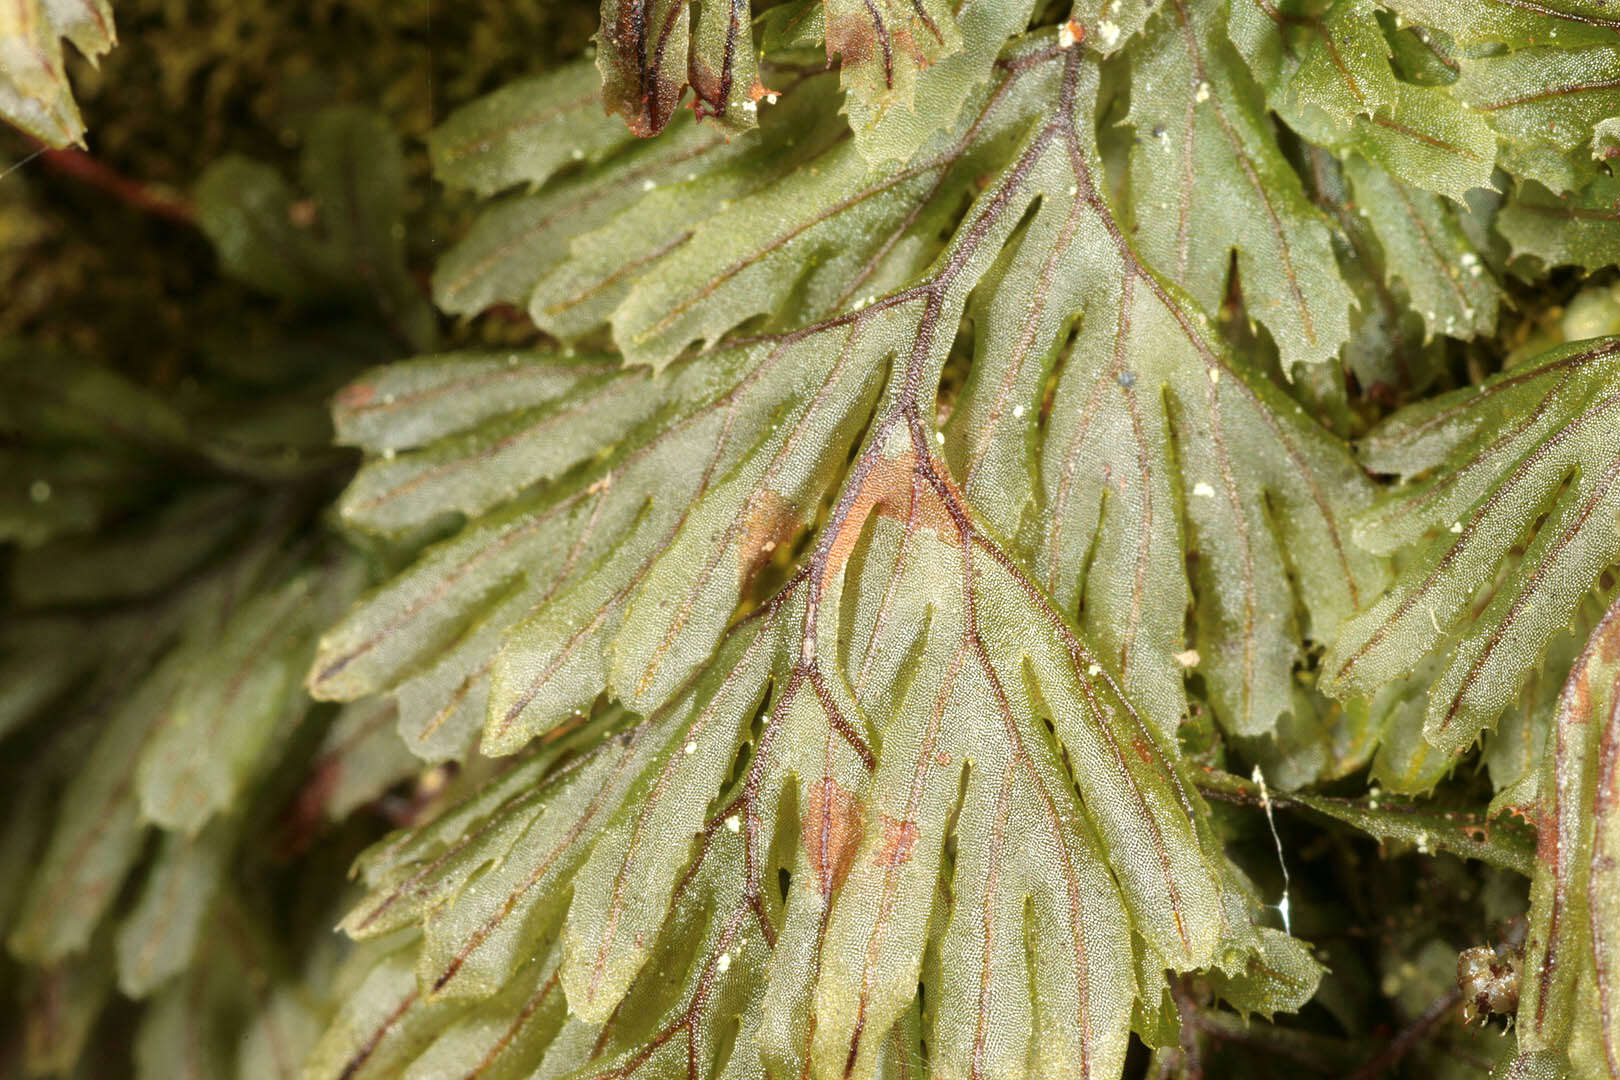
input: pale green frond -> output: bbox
[1455,44,1620,192]
[1341,152,1499,340]
[1128,0,1356,369]
[197,106,435,352]
[1227,0,1497,202]
[429,61,637,198]
[1497,175,1620,271]
[1381,0,1620,50]
[1322,338,1620,759]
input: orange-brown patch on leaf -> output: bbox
[890,28,925,69]
[1571,668,1596,727]
[825,12,878,73]
[335,382,376,410]
[826,451,961,576]
[1535,815,1559,870]
[741,489,801,582]
[874,814,919,868]
[805,776,864,895]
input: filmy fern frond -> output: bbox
[6,0,1620,1076]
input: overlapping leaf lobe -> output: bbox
[1514,594,1620,1076]
[597,0,763,138]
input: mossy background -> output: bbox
[0,4,593,1070]
[0,0,598,362]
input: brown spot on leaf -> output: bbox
[741,489,801,583]
[826,450,961,575]
[1132,736,1155,766]
[334,382,375,410]
[874,814,919,868]
[1571,668,1596,727]
[1535,816,1559,871]
[825,12,880,76]
[804,776,864,895]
